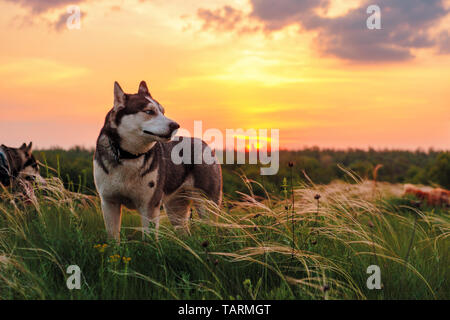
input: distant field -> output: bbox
[33,148,450,199]
[0,173,448,299]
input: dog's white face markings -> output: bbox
[116,99,177,154]
[140,97,177,138]
[117,113,156,155]
[118,107,174,138]
[19,165,45,184]
[145,96,165,114]
[21,166,38,176]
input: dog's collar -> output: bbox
[117,146,145,160]
[108,139,145,163]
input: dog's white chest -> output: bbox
[94,157,158,210]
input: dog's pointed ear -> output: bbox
[20,142,32,155]
[114,81,126,110]
[138,81,151,97]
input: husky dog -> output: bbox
[0,142,43,194]
[94,81,222,240]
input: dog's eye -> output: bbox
[144,110,156,115]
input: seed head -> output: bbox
[201,240,209,248]
[314,194,321,200]
[288,161,294,168]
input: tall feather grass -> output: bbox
[0,171,448,299]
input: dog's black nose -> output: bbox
[169,122,180,132]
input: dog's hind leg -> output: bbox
[192,197,221,234]
[163,195,192,234]
[194,204,208,219]
[140,204,161,241]
[101,199,122,241]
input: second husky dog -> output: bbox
[0,142,44,201]
[0,142,41,187]
[94,81,222,240]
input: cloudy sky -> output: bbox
[0,0,449,149]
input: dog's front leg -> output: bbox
[101,199,122,241]
[139,203,161,241]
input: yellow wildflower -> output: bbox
[122,256,131,264]
[94,243,109,253]
[108,254,121,263]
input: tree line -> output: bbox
[34,147,450,198]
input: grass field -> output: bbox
[0,172,448,300]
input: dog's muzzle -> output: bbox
[143,122,180,139]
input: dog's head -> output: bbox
[0,142,43,185]
[110,81,179,153]
[16,142,42,182]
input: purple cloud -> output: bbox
[3,0,87,31]
[3,0,86,14]
[196,0,450,63]
[197,5,261,33]
[198,6,244,32]
[438,31,450,54]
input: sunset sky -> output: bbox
[0,0,449,150]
